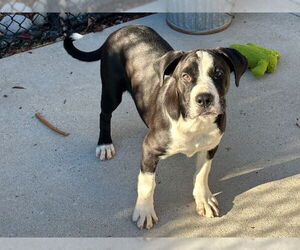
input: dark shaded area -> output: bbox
[0,13,150,58]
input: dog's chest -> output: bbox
[162,116,222,159]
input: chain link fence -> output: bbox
[0,11,150,58]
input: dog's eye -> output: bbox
[182,73,192,82]
[214,68,224,79]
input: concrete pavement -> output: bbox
[0,13,299,237]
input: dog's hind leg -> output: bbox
[96,71,125,161]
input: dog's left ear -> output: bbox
[216,48,248,87]
[153,50,185,86]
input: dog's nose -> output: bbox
[196,93,214,108]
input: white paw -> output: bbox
[132,202,158,230]
[96,144,115,161]
[194,191,219,218]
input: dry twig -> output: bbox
[35,112,70,136]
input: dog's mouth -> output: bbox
[188,109,222,119]
[201,111,220,116]
[199,106,224,117]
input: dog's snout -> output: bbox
[196,93,214,108]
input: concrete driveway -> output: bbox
[0,13,299,237]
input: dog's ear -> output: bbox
[216,48,248,87]
[153,50,185,86]
[164,81,180,120]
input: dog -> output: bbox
[64,24,248,230]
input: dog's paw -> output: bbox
[96,144,115,161]
[194,191,219,218]
[132,202,158,230]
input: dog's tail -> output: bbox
[63,33,103,62]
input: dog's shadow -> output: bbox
[157,149,300,218]
[214,152,300,216]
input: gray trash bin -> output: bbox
[166,13,233,35]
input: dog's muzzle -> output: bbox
[195,93,223,116]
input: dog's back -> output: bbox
[64,25,173,63]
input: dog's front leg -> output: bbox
[132,134,159,230]
[193,149,220,218]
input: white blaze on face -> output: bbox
[189,51,221,118]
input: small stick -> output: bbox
[35,112,70,136]
[12,86,25,89]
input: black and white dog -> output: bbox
[64,25,247,229]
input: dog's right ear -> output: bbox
[153,50,185,86]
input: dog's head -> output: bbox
[154,48,248,120]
